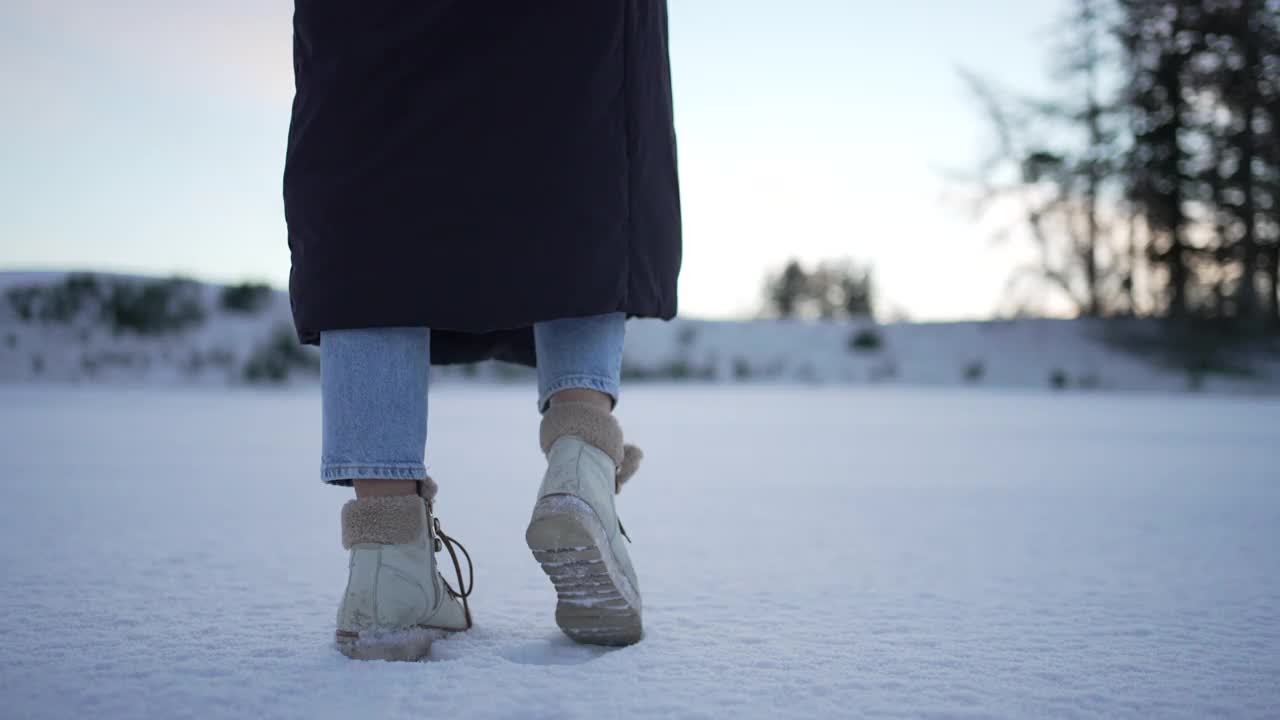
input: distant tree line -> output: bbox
[6,273,206,335]
[764,258,875,320]
[965,0,1280,330]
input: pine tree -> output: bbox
[766,260,808,318]
[1118,0,1199,318]
[1118,0,1280,326]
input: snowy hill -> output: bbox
[2,271,1277,393]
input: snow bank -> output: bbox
[1,271,1276,393]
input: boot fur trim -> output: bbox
[541,402,624,462]
[420,476,439,502]
[618,445,644,487]
[341,495,425,549]
[540,402,643,491]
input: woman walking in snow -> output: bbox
[283,2,681,660]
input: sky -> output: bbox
[0,0,1068,321]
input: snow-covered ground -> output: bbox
[4,271,1278,393]
[1,385,1277,719]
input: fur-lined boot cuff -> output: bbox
[540,402,644,491]
[341,495,425,549]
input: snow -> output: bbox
[4,271,1278,393]
[0,272,300,385]
[1,384,1277,719]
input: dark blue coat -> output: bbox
[284,1,682,365]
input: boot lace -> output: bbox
[432,515,474,629]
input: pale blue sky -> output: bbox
[1,1,1064,320]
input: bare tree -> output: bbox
[960,0,1135,317]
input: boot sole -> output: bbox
[525,494,643,646]
[334,626,439,662]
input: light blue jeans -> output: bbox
[320,313,625,485]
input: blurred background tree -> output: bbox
[765,258,876,320]
[963,0,1280,330]
[963,0,1131,318]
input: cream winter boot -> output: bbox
[335,478,472,661]
[526,402,644,646]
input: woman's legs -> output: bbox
[528,312,643,645]
[321,313,623,494]
[321,315,636,653]
[321,327,430,497]
[323,327,470,659]
[534,312,626,412]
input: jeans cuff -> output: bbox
[538,374,620,413]
[321,462,428,486]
